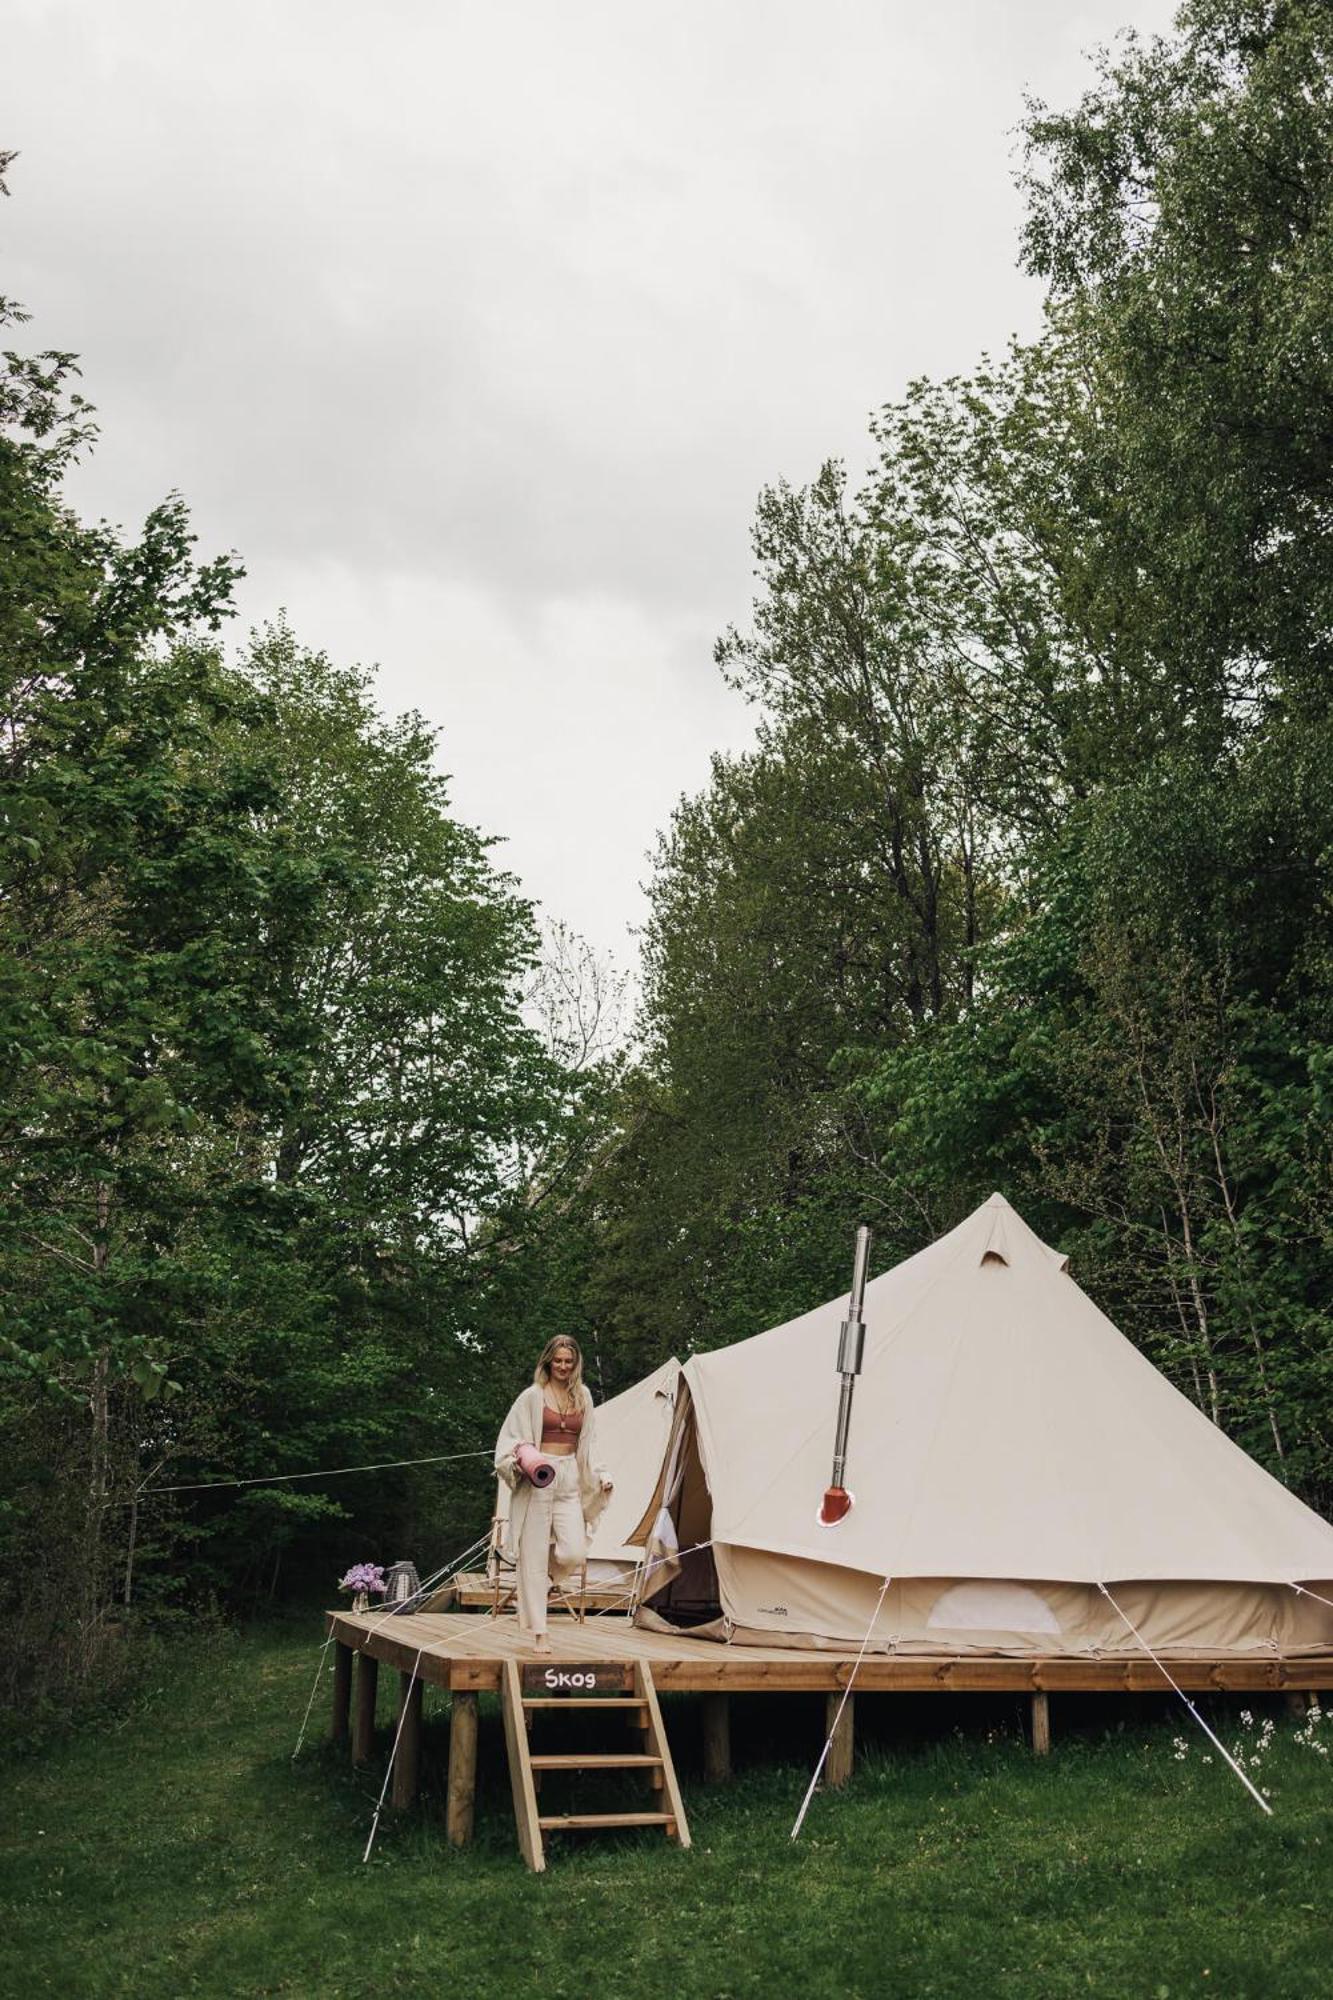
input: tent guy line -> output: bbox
[141,1446,494,1495]
[291,1628,336,1761]
[362,1646,425,1864]
[1097,1584,1273,1815]
[790,1573,892,1842]
[1291,1582,1333,1616]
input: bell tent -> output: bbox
[633,1194,1333,1658]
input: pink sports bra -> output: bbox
[541,1401,584,1441]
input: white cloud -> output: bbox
[237,560,756,960]
[3,0,1178,957]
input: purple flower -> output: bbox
[338,1562,387,1594]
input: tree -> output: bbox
[850,724,1333,1500]
[0,246,301,1676]
[1021,0,1333,726]
[574,0,1333,1516]
[0,205,605,1703]
[718,463,1007,1015]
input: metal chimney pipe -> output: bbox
[820,1223,872,1525]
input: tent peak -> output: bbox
[979,1204,1012,1266]
[973,1194,1069,1274]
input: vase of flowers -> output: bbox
[339,1562,387,1615]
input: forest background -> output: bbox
[4,0,1333,1728]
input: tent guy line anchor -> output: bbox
[819,1223,872,1527]
[1097,1584,1273,1816]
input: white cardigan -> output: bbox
[493,1382,611,1564]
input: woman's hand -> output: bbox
[600,1476,614,1494]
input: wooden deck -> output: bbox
[326,1608,1333,1695]
[324,1609,1333,1855]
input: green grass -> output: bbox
[2,1623,1331,2000]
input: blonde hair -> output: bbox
[534,1335,586,1401]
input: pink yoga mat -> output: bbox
[515,1442,557,1488]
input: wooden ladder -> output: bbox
[500,1658,691,1872]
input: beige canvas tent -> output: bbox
[634,1195,1333,1657]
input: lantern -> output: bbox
[383,1560,421,1614]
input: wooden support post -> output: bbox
[1031,1690,1051,1756]
[825,1691,854,1788]
[702,1692,732,1784]
[392,1672,423,1808]
[352,1651,378,1766]
[331,1640,353,1743]
[447,1690,480,1847]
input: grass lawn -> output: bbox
[2,1619,1331,2000]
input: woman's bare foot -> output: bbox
[532,1633,552,1655]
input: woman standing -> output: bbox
[494,1336,613,1653]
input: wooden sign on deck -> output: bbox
[520,1662,624,1697]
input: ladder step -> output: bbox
[538,1812,673,1831]
[529,1753,663,1771]
[521,1697,645,1709]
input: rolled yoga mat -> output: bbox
[515,1442,557,1488]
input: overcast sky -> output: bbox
[5,0,1177,966]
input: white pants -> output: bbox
[517,1455,586,1635]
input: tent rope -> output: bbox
[1096,1584,1272,1816]
[790,1574,891,1841]
[143,1447,493,1495]
[292,1628,336,1760]
[362,1646,425,1864]
[1289,1582,1333,1617]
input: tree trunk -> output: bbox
[123,1485,138,1609]
[81,1179,115,1672]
